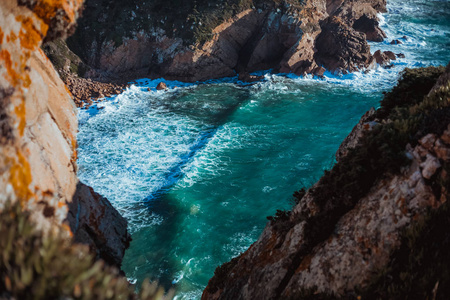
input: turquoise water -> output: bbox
[77,1,450,299]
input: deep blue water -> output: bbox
[77,1,450,298]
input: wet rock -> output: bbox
[390,39,403,45]
[373,50,391,66]
[315,17,374,74]
[352,14,386,42]
[156,82,168,90]
[396,53,406,58]
[384,51,397,60]
[312,66,326,77]
[238,72,264,83]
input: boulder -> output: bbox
[352,14,387,42]
[384,51,397,60]
[312,66,326,77]
[67,182,131,267]
[373,50,394,67]
[156,82,168,90]
[390,39,403,45]
[315,17,374,74]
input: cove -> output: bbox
[76,0,450,299]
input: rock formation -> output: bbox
[202,65,450,299]
[63,0,387,83]
[0,0,130,266]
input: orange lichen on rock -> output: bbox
[14,99,26,136]
[16,16,46,50]
[0,49,16,85]
[8,151,33,203]
[32,0,84,27]
[0,49,31,88]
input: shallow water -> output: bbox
[77,1,450,298]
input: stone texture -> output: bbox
[0,0,83,232]
[156,82,168,90]
[63,0,387,82]
[373,49,394,67]
[315,16,375,74]
[67,182,131,267]
[0,0,130,266]
[352,14,386,42]
[335,107,377,162]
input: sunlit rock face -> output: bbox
[67,0,386,82]
[0,0,130,266]
[0,0,83,231]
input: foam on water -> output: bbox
[77,1,450,298]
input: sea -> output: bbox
[76,0,450,298]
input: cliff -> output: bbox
[0,0,129,267]
[202,65,450,299]
[63,0,386,83]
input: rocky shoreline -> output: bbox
[202,64,450,299]
[54,0,390,84]
[64,71,129,107]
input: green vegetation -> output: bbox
[310,66,446,213]
[42,39,89,79]
[0,201,172,300]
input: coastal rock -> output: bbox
[384,50,397,60]
[0,0,83,232]
[202,65,450,299]
[352,14,387,42]
[67,182,131,267]
[0,0,130,266]
[313,66,326,77]
[336,107,377,162]
[373,49,394,67]
[238,72,264,82]
[156,82,168,90]
[61,0,387,82]
[315,16,375,74]
[390,39,403,45]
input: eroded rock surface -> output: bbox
[0,0,129,266]
[67,182,131,267]
[65,0,387,82]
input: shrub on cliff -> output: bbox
[0,201,172,300]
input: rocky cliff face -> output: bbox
[66,0,386,82]
[0,0,130,267]
[202,65,450,299]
